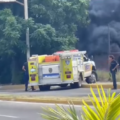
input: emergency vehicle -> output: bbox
[28,50,97,91]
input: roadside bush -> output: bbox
[41,86,120,120]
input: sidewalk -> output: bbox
[0,82,120,90]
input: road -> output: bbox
[0,100,87,120]
[0,87,119,120]
[0,86,120,97]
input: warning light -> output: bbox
[30,74,36,81]
[67,75,71,78]
[70,50,78,52]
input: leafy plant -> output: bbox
[81,86,120,120]
[41,86,120,120]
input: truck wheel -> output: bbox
[92,67,98,81]
[86,78,91,84]
[94,71,98,81]
[86,71,97,84]
[39,86,44,91]
[92,71,97,83]
[60,84,68,88]
[39,85,50,91]
[70,82,79,88]
[45,86,50,90]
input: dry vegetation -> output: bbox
[97,70,120,82]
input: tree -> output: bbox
[0,9,25,84]
[29,0,89,54]
[0,0,89,84]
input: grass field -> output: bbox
[97,70,120,82]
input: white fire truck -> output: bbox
[28,50,97,91]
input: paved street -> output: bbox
[0,100,86,120]
[0,86,119,120]
[0,86,120,97]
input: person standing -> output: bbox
[22,62,35,91]
[109,55,119,89]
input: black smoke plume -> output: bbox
[85,0,120,54]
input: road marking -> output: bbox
[0,100,94,108]
[0,114,19,119]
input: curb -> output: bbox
[0,83,120,90]
[82,84,120,89]
[0,85,36,90]
[0,95,94,105]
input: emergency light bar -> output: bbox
[54,51,86,56]
[32,55,38,57]
[56,49,78,53]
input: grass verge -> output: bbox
[0,95,99,105]
[97,70,120,82]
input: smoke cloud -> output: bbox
[87,0,120,54]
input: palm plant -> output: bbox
[41,86,120,120]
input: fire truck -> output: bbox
[28,50,97,91]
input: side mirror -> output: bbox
[85,58,89,61]
[90,55,93,60]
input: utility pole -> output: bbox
[108,25,111,70]
[108,25,110,56]
[24,0,30,60]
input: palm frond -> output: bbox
[41,104,80,120]
[82,86,120,120]
[41,86,120,120]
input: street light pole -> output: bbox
[108,25,111,70]
[24,0,30,60]
[108,25,110,56]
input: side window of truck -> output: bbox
[83,56,88,62]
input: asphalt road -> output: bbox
[0,86,120,97]
[0,100,87,120]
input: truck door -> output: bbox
[28,58,39,86]
[60,56,73,81]
[83,55,92,77]
[77,54,84,72]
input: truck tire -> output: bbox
[60,84,68,88]
[70,73,82,88]
[93,70,98,81]
[92,67,98,81]
[86,71,97,84]
[70,82,79,88]
[39,85,50,91]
